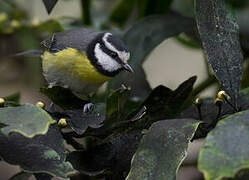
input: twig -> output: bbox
[81,0,92,25]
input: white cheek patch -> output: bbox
[103,33,130,63]
[94,43,122,72]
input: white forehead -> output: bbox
[102,33,130,63]
[94,43,122,72]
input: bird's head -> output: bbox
[87,32,133,77]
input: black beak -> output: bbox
[123,63,134,73]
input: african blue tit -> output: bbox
[17,28,133,111]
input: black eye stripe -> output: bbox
[100,43,120,60]
[86,33,123,77]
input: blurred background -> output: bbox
[0,0,248,179]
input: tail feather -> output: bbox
[11,50,43,58]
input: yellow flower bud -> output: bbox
[58,118,67,127]
[36,101,45,109]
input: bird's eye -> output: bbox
[110,52,118,58]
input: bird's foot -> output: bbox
[48,102,55,112]
[83,103,94,113]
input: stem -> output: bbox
[183,75,217,109]
[81,0,92,25]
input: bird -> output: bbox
[15,28,133,112]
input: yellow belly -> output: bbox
[42,48,111,84]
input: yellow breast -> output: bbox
[42,48,111,84]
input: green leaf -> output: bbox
[4,92,20,104]
[42,0,58,14]
[9,172,32,180]
[0,125,74,179]
[195,0,243,106]
[33,19,63,33]
[198,110,249,180]
[108,13,195,98]
[65,103,106,135]
[0,104,55,138]
[109,0,136,27]
[40,86,87,110]
[126,119,200,180]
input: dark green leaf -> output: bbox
[195,0,243,105]
[137,0,173,18]
[34,173,52,180]
[126,119,200,180]
[142,76,197,122]
[9,172,32,180]
[67,143,115,176]
[171,0,195,17]
[42,0,58,14]
[40,86,87,110]
[105,86,133,125]
[0,104,56,137]
[4,92,20,104]
[228,0,249,8]
[0,125,74,179]
[108,13,195,98]
[109,0,136,27]
[68,130,143,179]
[198,110,249,180]
[108,66,151,100]
[66,103,106,135]
[124,12,195,68]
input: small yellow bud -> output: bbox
[214,97,223,106]
[31,18,40,27]
[0,98,5,107]
[0,13,7,23]
[193,97,202,106]
[36,101,45,109]
[58,118,67,127]
[217,90,230,100]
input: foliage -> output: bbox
[1,0,249,180]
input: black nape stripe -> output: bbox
[86,33,122,77]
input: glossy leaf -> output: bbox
[108,13,195,98]
[142,76,197,122]
[195,0,243,105]
[42,0,58,14]
[0,125,74,179]
[0,104,55,138]
[40,86,87,110]
[198,110,249,180]
[65,103,106,135]
[126,119,200,180]
[68,130,143,179]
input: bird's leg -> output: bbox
[83,102,94,113]
[48,102,55,112]
[83,93,96,113]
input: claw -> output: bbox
[83,103,94,113]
